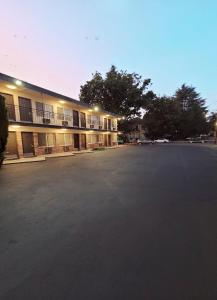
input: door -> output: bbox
[104,118,108,130]
[5,132,18,159]
[73,133,80,149]
[108,134,112,146]
[21,132,35,157]
[73,110,79,127]
[108,119,111,130]
[80,134,86,149]
[80,112,86,128]
[19,97,33,122]
[104,134,108,147]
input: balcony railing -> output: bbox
[6,104,117,131]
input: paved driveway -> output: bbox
[0,144,217,299]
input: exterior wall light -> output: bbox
[88,109,93,112]
[6,84,16,90]
[11,125,20,128]
[15,80,22,86]
[94,106,99,112]
[59,100,65,104]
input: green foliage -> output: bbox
[80,65,153,118]
[0,95,9,167]
[143,85,208,139]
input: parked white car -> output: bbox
[137,139,154,145]
[154,138,169,143]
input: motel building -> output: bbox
[0,73,120,161]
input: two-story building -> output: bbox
[0,73,120,160]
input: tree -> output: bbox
[0,95,9,167]
[143,85,208,139]
[80,65,153,118]
[143,96,180,139]
[174,84,208,138]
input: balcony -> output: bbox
[6,104,117,131]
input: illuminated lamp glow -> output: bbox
[15,80,22,86]
[6,84,16,90]
[94,106,99,112]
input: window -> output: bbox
[36,102,54,118]
[44,104,54,118]
[56,133,72,145]
[64,109,72,121]
[64,134,72,145]
[56,133,65,145]
[87,115,99,126]
[87,134,99,144]
[57,107,64,120]
[47,133,55,146]
[38,133,46,146]
[38,133,55,146]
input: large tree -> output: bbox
[143,85,208,139]
[79,65,153,118]
[174,84,208,138]
[143,96,180,139]
[0,95,9,167]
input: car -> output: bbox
[188,137,205,144]
[154,138,169,143]
[137,139,154,145]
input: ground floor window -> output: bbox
[38,133,55,147]
[56,133,73,146]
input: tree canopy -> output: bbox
[143,85,208,139]
[79,65,153,118]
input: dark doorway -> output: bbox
[21,132,35,157]
[19,97,33,122]
[73,110,79,127]
[104,134,108,147]
[104,118,108,130]
[5,132,18,159]
[80,112,86,128]
[108,134,112,146]
[80,134,86,149]
[108,119,111,130]
[74,133,80,149]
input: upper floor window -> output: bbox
[36,102,54,119]
[87,115,100,125]
[18,97,33,122]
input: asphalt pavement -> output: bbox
[0,144,217,300]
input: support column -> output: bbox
[16,131,24,158]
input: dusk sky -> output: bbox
[1,0,217,111]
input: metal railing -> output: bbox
[6,104,117,131]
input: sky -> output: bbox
[0,0,217,111]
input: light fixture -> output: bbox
[61,128,67,130]
[88,109,93,112]
[6,84,16,90]
[106,114,110,117]
[94,106,99,112]
[59,100,65,104]
[15,80,22,86]
[122,116,125,120]
[11,125,20,128]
